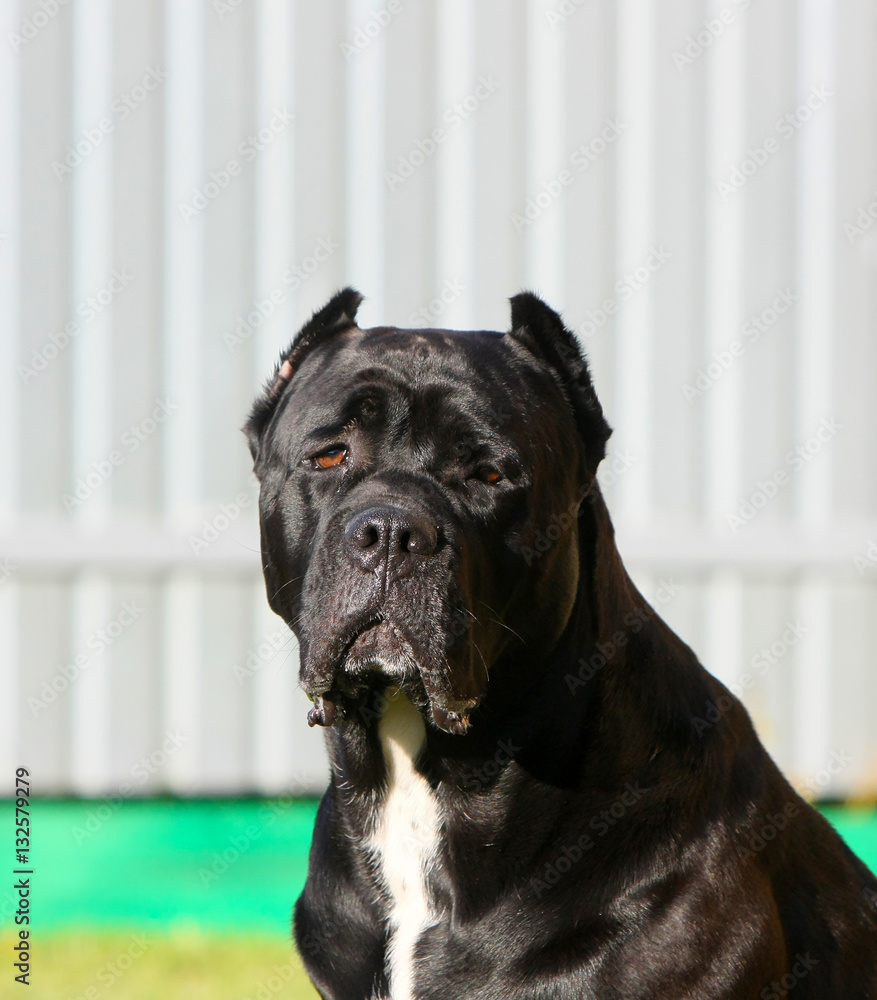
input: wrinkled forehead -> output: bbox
[281,326,562,433]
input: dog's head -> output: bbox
[245,288,611,734]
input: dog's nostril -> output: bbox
[350,521,380,550]
[403,524,437,556]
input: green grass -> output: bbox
[0,798,873,998]
[0,929,318,999]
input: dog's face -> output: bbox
[246,290,610,734]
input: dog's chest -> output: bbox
[367,693,442,1000]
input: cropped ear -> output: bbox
[244,287,363,463]
[508,292,611,480]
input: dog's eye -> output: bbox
[477,466,503,485]
[312,447,347,469]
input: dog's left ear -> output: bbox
[244,287,363,465]
[509,292,612,479]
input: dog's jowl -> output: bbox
[246,288,877,999]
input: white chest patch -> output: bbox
[368,691,441,1000]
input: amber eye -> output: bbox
[313,447,347,469]
[479,467,503,485]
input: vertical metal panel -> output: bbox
[791,0,837,784]
[434,0,474,328]
[522,1,564,302]
[250,0,301,794]
[201,578,251,791]
[649,0,703,525]
[163,0,205,522]
[18,583,71,793]
[702,0,744,524]
[0,1,21,525]
[161,572,202,793]
[254,0,293,380]
[17,0,71,518]
[0,0,21,794]
[0,579,18,794]
[344,0,387,328]
[69,575,113,793]
[70,0,113,517]
[160,1,205,792]
[290,2,347,331]
[833,4,877,524]
[613,0,654,527]
[561,0,617,463]
[795,0,836,528]
[470,0,526,333]
[68,0,114,795]
[700,1,745,691]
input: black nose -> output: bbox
[345,505,438,576]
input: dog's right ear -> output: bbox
[508,292,611,481]
[244,287,363,464]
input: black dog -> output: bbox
[246,289,877,999]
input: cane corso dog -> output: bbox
[245,288,877,999]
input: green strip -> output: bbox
[0,799,874,935]
[818,805,877,874]
[1,799,318,935]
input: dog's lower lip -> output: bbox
[307,694,337,728]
